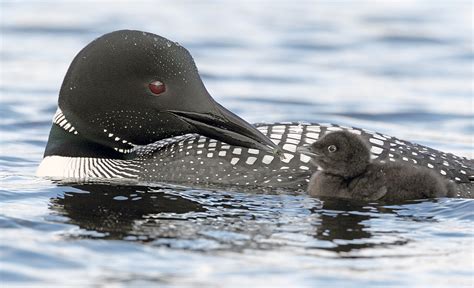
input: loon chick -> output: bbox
[36,30,473,197]
[300,131,455,201]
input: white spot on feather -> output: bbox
[300,154,311,163]
[371,146,383,155]
[369,138,384,146]
[306,132,319,139]
[283,144,297,152]
[246,157,257,165]
[281,153,294,163]
[262,155,274,164]
[248,149,259,155]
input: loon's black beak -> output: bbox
[169,101,282,155]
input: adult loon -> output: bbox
[301,131,454,201]
[37,30,473,198]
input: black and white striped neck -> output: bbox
[43,108,133,159]
[38,109,142,180]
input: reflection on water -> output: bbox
[51,185,206,241]
[51,184,417,254]
[311,200,385,253]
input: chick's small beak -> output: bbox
[297,145,321,158]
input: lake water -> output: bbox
[1,1,473,287]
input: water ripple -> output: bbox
[0,0,472,286]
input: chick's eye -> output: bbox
[148,80,166,95]
[328,145,337,153]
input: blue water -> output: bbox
[1,1,473,287]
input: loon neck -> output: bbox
[44,124,127,159]
[43,107,138,159]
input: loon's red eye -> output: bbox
[148,80,166,95]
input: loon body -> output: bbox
[38,30,473,198]
[301,131,454,201]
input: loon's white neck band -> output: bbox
[37,156,140,180]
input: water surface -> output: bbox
[1,1,473,287]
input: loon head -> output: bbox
[51,30,279,157]
[299,131,370,178]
